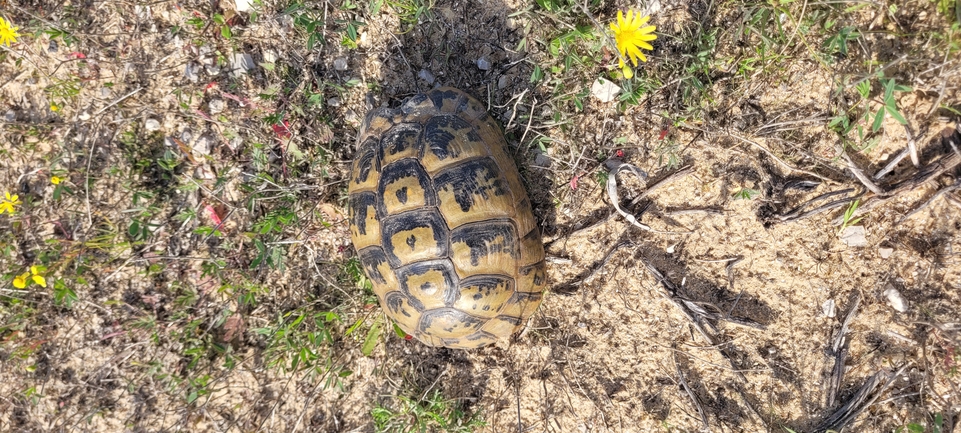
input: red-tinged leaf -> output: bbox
[222,314,245,342]
[204,81,218,92]
[615,149,625,158]
[272,121,292,139]
[68,52,86,59]
[205,204,223,226]
[570,175,579,190]
[404,334,413,341]
[658,129,670,140]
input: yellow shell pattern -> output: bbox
[348,87,546,349]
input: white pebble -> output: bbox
[591,78,621,103]
[822,299,836,318]
[333,57,348,71]
[208,99,226,115]
[476,57,492,71]
[145,118,161,131]
[883,285,908,313]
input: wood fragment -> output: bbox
[840,152,886,195]
[770,188,861,223]
[562,165,694,238]
[904,123,919,167]
[814,364,911,433]
[552,241,634,295]
[826,294,860,408]
[897,180,961,223]
[674,352,710,432]
[832,151,961,225]
[639,260,766,427]
[873,148,910,180]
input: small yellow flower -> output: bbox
[30,266,47,288]
[51,175,62,185]
[609,11,657,78]
[0,17,20,47]
[0,191,21,214]
[50,103,60,112]
[13,272,28,289]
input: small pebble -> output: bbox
[333,57,348,71]
[878,247,894,259]
[184,63,200,83]
[230,53,255,77]
[839,225,867,247]
[145,118,161,131]
[417,69,435,85]
[208,99,226,115]
[78,111,91,121]
[476,57,492,71]
[327,97,342,107]
[4,110,15,122]
[822,299,836,318]
[883,285,908,313]
[235,0,253,12]
[591,78,621,103]
[497,75,509,89]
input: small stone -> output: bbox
[192,135,212,155]
[822,299,836,318]
[228,136,243,152]
[145,118,161,132]
[194,165,215,180]
[417,69,435,85]
[181,130,193,144]
[204,63,221,76]
[327,97,342,107]
[235,0,254,12]
[230,53,255,76]
[333,57,348,71]
[78,111,91,121]
[184,63,200,83]
[263,50,278,63]
[208,99,226,115]
[666,244,677,254]
[883,285,908,313]
[48,39,58,53]
[4,110,15,122]
[476,57,492,71]
[532,150,551,168]
[497,75,509,89]
[878,247,894,259]
[839,225,867,247]
[591,78,621,103]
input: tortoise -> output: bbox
[347,87,547,349]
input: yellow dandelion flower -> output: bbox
[0,17,20,47]
[50,103,60,112]
[13,272,28,289]
[609,11,657,78]
[30,266,47,288]
[0,191,21,214]
[51,175,62,185]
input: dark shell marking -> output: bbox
[347,87,545,349]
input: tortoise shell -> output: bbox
[348,87,546,349]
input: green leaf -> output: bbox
[886,105,907,124]
[362,320,382,356]
[392,323,407,338]
[871,106,885,132]
[221,25,232,39]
